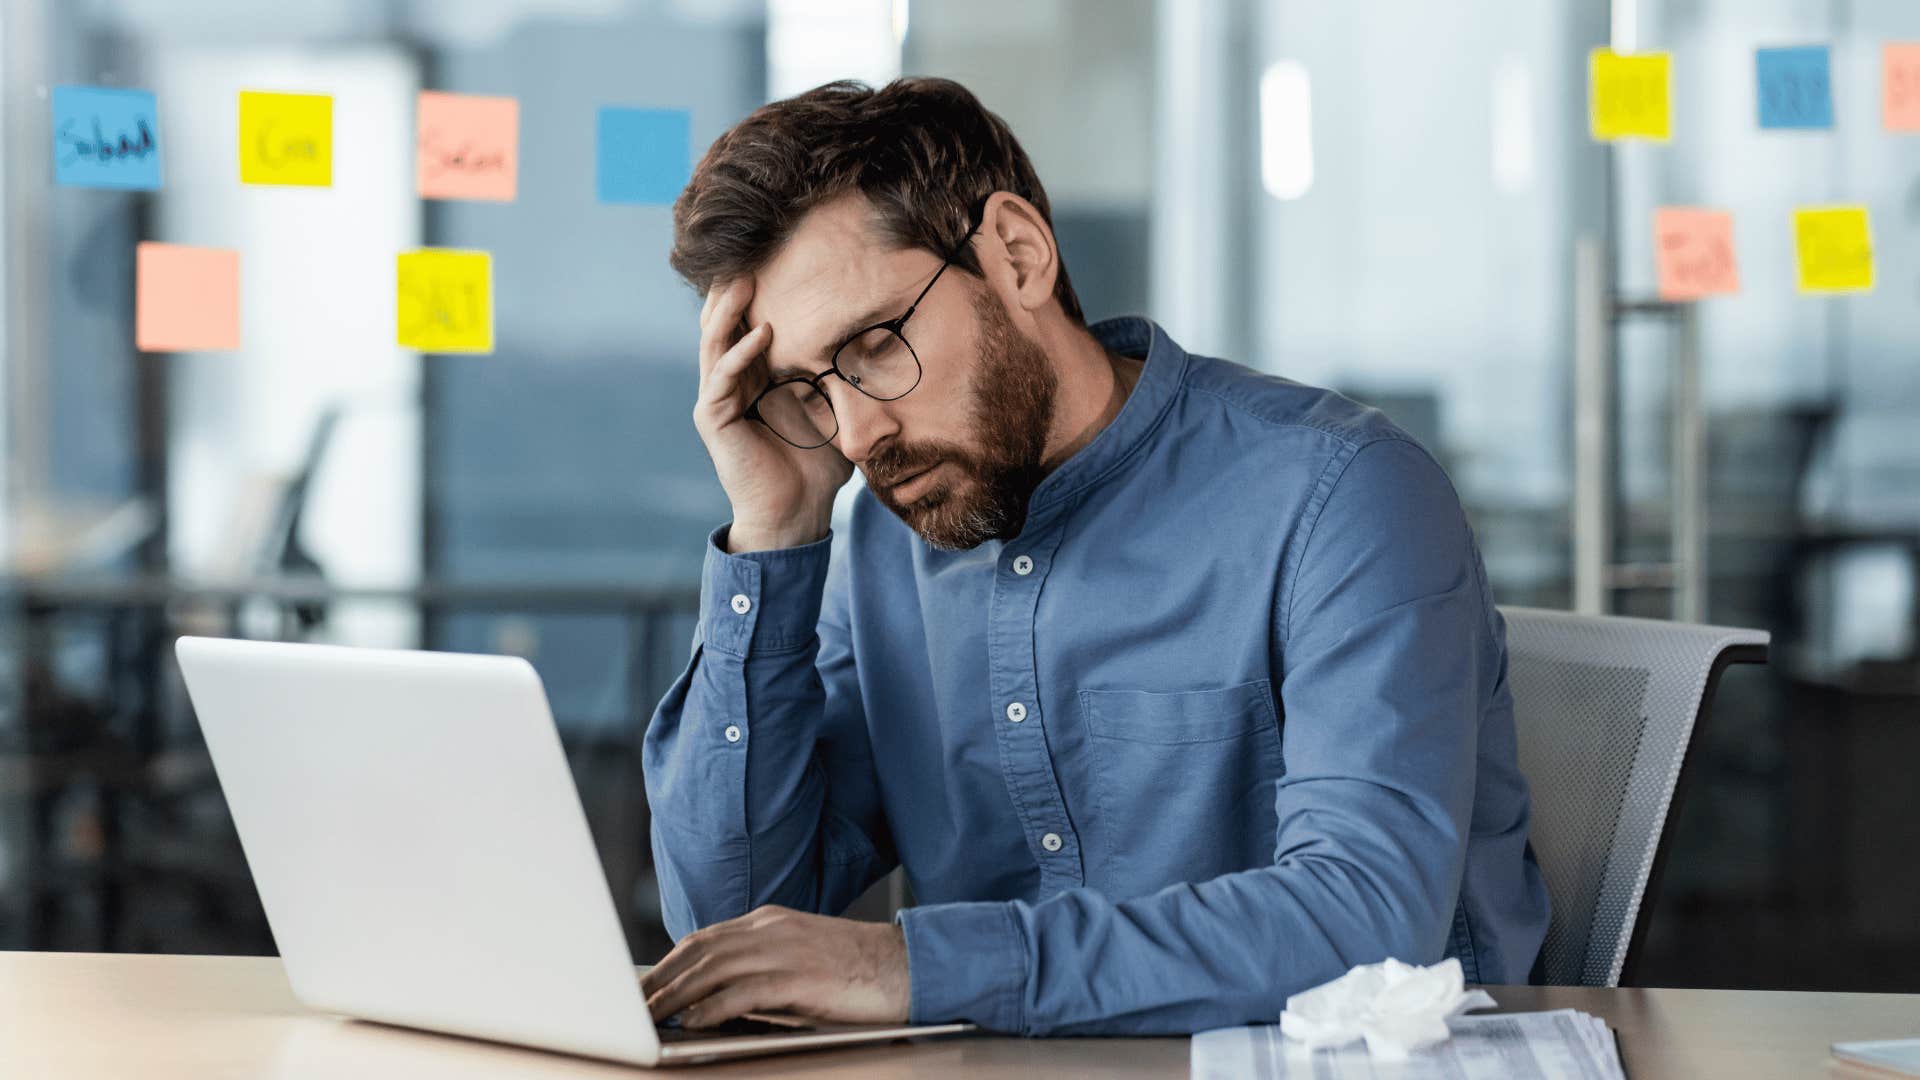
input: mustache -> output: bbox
[864,442,970,490]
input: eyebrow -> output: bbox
[762,298,900,383]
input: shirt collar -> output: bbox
[1023,316,1188,525]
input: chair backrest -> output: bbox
[1498,605,1768,987]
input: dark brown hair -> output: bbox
[668,77,1084,325]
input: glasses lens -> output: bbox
[755,379,837,448]
[836,327,921,401]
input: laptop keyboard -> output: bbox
[656,1015,799,1042]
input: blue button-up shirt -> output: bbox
[644,316,1550,1036]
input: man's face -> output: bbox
[746,195,1057,550]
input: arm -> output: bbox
[899,438,1498,1034]
[643,525,895,940]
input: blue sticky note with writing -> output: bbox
[597,106,690,205]
[1756,46,1834,129]
[52,85,163,190]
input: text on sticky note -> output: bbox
[597,106,690,205]
[417,91,519,202]
[1793,207,1874,294]
[136,242,240,352]
[398,249,493,353]
[1653,208,1740,302]
[239,90,333,186]
[1885,43,1920,133]
[52,85,163,190]
[1590,49,1672,141]
[1756,45,1834,129]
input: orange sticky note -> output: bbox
[1793,206,1874,294]
[1885,43,1920,133]
[136,242,240,351]
[397,248,493,353]
[238,90,332,186]
[416,91,518,201]
[1654,208,1740,301]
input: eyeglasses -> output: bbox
[744,213,983,450]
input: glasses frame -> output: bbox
[744,209,984,450]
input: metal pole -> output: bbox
[1671,306,1707,623]
[1573,236,1614,615]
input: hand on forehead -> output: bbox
[744,199,944,376]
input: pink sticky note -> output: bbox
[1654,207,1740,302]
[416,91,518,201]
[1885,43,1920,133]
[136,242,240,351]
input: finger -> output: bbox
[698,279,754,379]
[699,277,723,331]
[641,925,720,997]
[646,937,764,1022]
[681,972,788,1029]
[697,323,773,415]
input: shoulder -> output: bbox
[1178,352,1414,456]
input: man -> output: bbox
[640,77,1549,1037]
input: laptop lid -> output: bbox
[175,636,662,1067]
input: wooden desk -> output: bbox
[3,952,1918,1077]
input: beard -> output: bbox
[861,286,1057,551]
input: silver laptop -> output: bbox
[175,636,974,1067]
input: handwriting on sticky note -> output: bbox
[239,90,332,186]
[416,91,518,202]
[52,85,163,190]
[398,249,493,353]
[1654,208,1740,302]
[1757,46,1834,129]
[1590,49,1671,141]
[136,242,240,352]
[1886,43,1920,133]
[1793,207,1874,294]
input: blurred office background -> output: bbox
[1,0,1915,991]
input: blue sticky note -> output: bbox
[52,85,163,189]
[597,106,690,205]
[1756,46,1834,129]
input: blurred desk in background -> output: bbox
[0,576,700,958]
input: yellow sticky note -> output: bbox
[1793,207,1874,294]
[1590,49,1672,141]
[397,249,493,353]
[239,90,333,186]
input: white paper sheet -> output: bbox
[1192,1009,1626,1080]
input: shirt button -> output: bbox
[1041,832,1064,852]
[723,724,742,743]
[1012,555,1034,576]
[729,594,751,615]
[1005,701,1027,723]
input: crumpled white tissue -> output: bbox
[1278,957,1497,1061]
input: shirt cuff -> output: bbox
[896,900,1028,1033]
[697,525,833,657]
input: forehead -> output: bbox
[744,195,931,361]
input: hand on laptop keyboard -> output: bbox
[656,1013,803,1042]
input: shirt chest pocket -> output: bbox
[1080,679,1279,744]
[1077,679,1284,889]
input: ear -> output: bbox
[977,192,1059,317]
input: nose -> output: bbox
[828,378,899,465]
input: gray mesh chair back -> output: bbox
[1499,606,1768,987]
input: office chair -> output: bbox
[1499,605,1769,987]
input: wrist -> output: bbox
[727,516,829,554]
